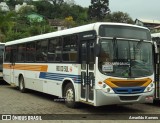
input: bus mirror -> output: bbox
[95,44,100,56]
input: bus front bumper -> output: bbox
[95,89,154,106]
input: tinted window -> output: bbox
[26,42,36,62]
[48,38,62,62]
[4,46,11,62]
[36,40,48,62]
[17,43,26,62]
[99,25,151,40]
[62,35,78,62]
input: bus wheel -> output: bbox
[19,76,26,93]
[64,83,78,108]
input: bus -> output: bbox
[3,22,154,108]
[0,43,5,80]
[151,33,160,102]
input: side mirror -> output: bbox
[95,44,100,56]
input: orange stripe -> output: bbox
[104,78,152,88]
[3,64,48,72]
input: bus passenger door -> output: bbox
[10,47,16,85]
[155,45,160,101]
[80,41,95,104]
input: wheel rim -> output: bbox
[66,88,74,102]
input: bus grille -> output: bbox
[119,96,139,101]
[112,87,145,94]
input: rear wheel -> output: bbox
[19,76,26,93]
[64,83,78,108]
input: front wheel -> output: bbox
[19,76,26,93]
[64,83,78,108]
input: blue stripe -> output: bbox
[39,72,81,83]
[112,87,146,94]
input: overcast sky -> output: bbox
[74,0,160,20]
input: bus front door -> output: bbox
[80,41,95,104]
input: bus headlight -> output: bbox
[106,88,111,93]
[144,83,154,92]
[102,83,114,93]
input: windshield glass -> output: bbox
[99,25,151,40]
[98,39,153,78]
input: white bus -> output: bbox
[151,33,160,102]
[3,22,154,108]
[0,43,5,79]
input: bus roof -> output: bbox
[0,42,5,44]
[5,22,149,46]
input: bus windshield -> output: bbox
[98,39,153,78]
[99,25,151,40]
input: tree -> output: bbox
[0,11,15,42]
[64,16,75,28]
[32,1,54,18]
[107,11,134,24]
[6,0,23,10]
[18,5,37,15]
[88,0,110,21]
[64,0,75,6]
[48,0,64,5]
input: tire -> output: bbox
[64,83,78,108]
[19,76,26,93]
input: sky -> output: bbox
[74,0,160,20]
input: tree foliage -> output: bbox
[32,1,53,18]
[1,0,135,42]
[107,11,134,24]
[0,11,15,42]
[88,0,110,21]
[48,0,64,5]
[18,5,37,15]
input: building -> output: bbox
[0,2,10,12]
[135,19,160,29]
[153,25,160,32]
[26,13,44,23]
[48,19,67,31]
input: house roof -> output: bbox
[26,13,44,22]
[48,19,65,26]
[136,19,160,24]
[154,25,160,29]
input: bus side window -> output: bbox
[36,40,48,62]
[62,35,78,62]
[48,38,62,62]
[5,46,11,62]
[17,44,26,62]
[11,45,17,63]
[26,42,36,62]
